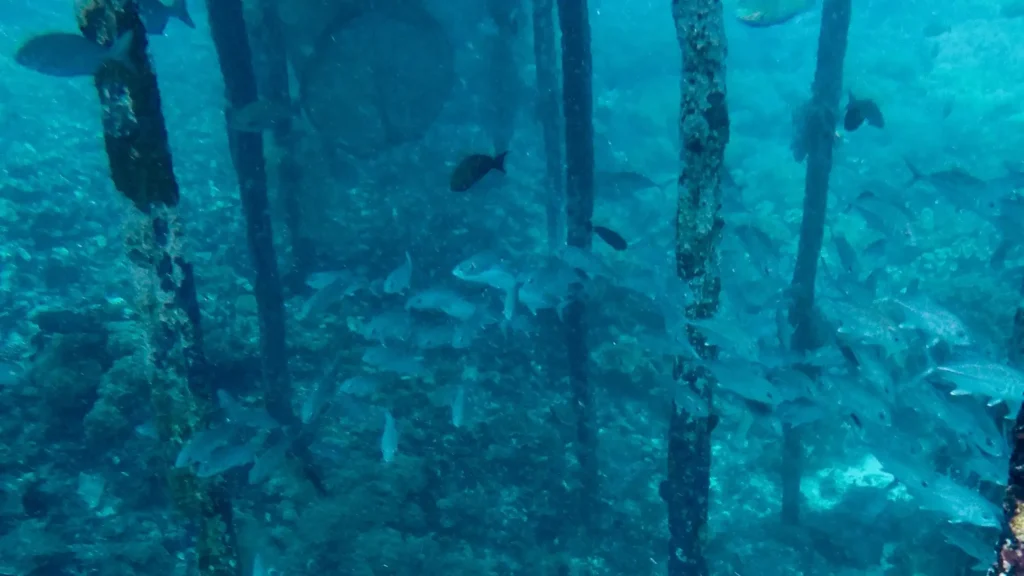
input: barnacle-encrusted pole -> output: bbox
[204,0,325,493]
[661,2,728,576]
[990,289,1024,571]
[783,0,852,525]
[532,0,565,248]
[990,396,1024,576]
[254,0,315,288]
[74,1,238,574]
[557,0,598,533]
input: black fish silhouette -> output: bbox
[844,93,884,131]
[591,224,628,251]
[450,151,508,192]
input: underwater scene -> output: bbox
[3,0,1024,574]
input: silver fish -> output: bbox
[15,31,135,78]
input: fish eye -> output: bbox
[878,411,886,421]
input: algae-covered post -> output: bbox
[556,0,599,534]
[73,1,238,574]
[532,0,565,249]
[254,0,315,289]
[203,0,326,494]
[782,0,852,526]
[663,1,729,575]
[989,288,1024,571]
[991,398,1024,575]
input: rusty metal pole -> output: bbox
[662,1,729,575]
[74,1,238,574]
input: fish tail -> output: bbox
[176,0,196,28]
[106,29,138,75]
[493,151,509,173]
[903,158,924,187]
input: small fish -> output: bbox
[140,0,195,35]
[15,30,135,78]
[384,252,413,294]
[381,411,399,463]
[450,151,508,192]
[196,441,258,478]
[227,100,299,133]
[175,425,239,468]
[934,362,1024,404]
[300,362,341,424]
[591,224,628,251]
[217,390,280,429]
[358,309,414,343]
[844,93,884,131]
[362,346,428,378]
[406,288,477,321]
[248,437,289,485]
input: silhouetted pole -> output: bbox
[532,0,565,248]
[74,1,238,574]
[557,0,598,536]
[255,0,315,289]
[783,0,852,525]
[662,2,729,576]
[203,0,325,494]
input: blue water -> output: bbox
[1,0,1023,574]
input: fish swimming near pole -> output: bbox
[14,31,136,77]
[735,0,815,27]
[139,0,195,35]
[450,151,508,192]
[844,93,884,131]
[590,224,628,251]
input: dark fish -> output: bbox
[140,0,195,35]
[591,224,628,251]
[450,151,508,192]
[844,93,884,131]
[904,160,987,192]
[14,31,135,77]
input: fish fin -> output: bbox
[493,151,509,173]
[904,159,924,187]
[105,30,138,75]
[949,389,970,396]
[175,0,196,28]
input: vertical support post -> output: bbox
[74,1,238,574]
[255,0,316,289]
[988,262,1024,572]
[532,0,565,249]
[663,2,729,576]
[783,0,852,525]
[556,0,598,535]
[203,0,325,493]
